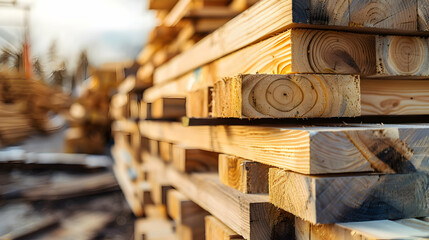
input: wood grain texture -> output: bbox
[269,168,429,224]
[218,154,269,194]
[151,98,186,119]
[186,87,212,118]
[140,121,429,174]
[376,35,429,76]
[205,216,244,240]
[172,144,218,172]
[295,217,429,240]
[212,74,361,118]
[154,0,424,84]
[145,153,295,240]
[349,0,417,30]
[361,79,429,115]
[419,0,429,30]
[167,189,209,227]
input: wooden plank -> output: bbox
[144,153,295,240]
[149,139,159,156]
[218,154,269,194]
[113,164,143,217]
[205,215,244,240]
[140,121,429,174]
[140,102,152,120]
[149,0,178,10]
[145,204,168,219]
[295,217,429,240]
[172,144,218,172]
[376,35,429,76]
[150,176,174,206]
[186,87,212,118]
[152,98,186,119]
[176,223,205,240]
[361,79,429,115]
[135,218,175,240]
[419,0,429,30]
[167,189,209,226]
[154,0,425,84]
[349,0,417,30]
[164,0,193,27]
[269,168,429,224]
[159,141,173,162]
[212,74,360,118]
[137,181,153,206]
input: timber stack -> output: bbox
[111,0,429,239]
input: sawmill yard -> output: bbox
[2,0,429,239]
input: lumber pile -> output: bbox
[0,71,71,147]
[111,0,429,239]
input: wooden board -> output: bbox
[154,0,423,85]
[212,74,360,118]
[140,121,429,174]
[172,144,218,172]
[186,87,212,118]
[144,205,168,219]
[295,217,429,240]
[419,0,429,30]
[218,154,269,194]
[167,189,209,226]
[176,223,205,240]
[113,164,143,217]
[145,153,295,240]
[151,98,186,119]
[361,79,429,115]
[159,141,173,162]
[149,139,159,156]
[140,102,152,120]
[269,168,429,224]
[205,216,244,240]
[137,181,153,206]
[135,218,175,240]
[150,176,174,206]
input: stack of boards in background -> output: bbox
[0,71,70,147]
[111,0,429,239]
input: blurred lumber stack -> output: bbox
[112,0,429,239]
[65,64,125,154]
[0,71,71,147]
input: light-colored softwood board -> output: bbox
[295,217,429,240]
[205,215,244,240]
[144,153,295,240]
[212,74,361,118]
[349,0,417,30]
[144,204,168,219]
[218,154,269,194]
[134,218,175,240]
[172,144,218,172]
[376,35,429,76]
[361,79,429,115]
[140,121,429,174]
[150,176,174,206]
[151,98,186,119]
[269,168,429,224]
[159,141,173,162]
[112,164,143,217]
[136,64,154,86]
[167,189,209,226]
[154,0,426,85]
[176,223,205,240]
[186,87,212,118]
[140,102,152,120]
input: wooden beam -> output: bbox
[145,153,295,240]
[172,144,218,172]
[149,139,159,156]
[150,176,174,205]
[212,74,360,118]
[151,98,186,119]
[205,215,244,240]
[148,0,178,10]
[159,141,173,162]
[295,217,429,240]
[361,79,429,115]
[134,218,175,240]
[269,168,429,224]
[176,223,205,240]
[419,0,429,30]
[137,181,153,206]
[140,121,429,174]
[187,87,212,118]
[167,189,209,226]
[376,35,429,76]
[218,154,269,194]
[113,164,143,217]
[140,102,152,120]
[349,0,417,29]
[145,204,168,219]
[154,0,423,85]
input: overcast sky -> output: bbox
[0,0,155,71]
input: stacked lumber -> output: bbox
[137,0,257,88]
[112,0,429,239]
[0,71,71,147]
